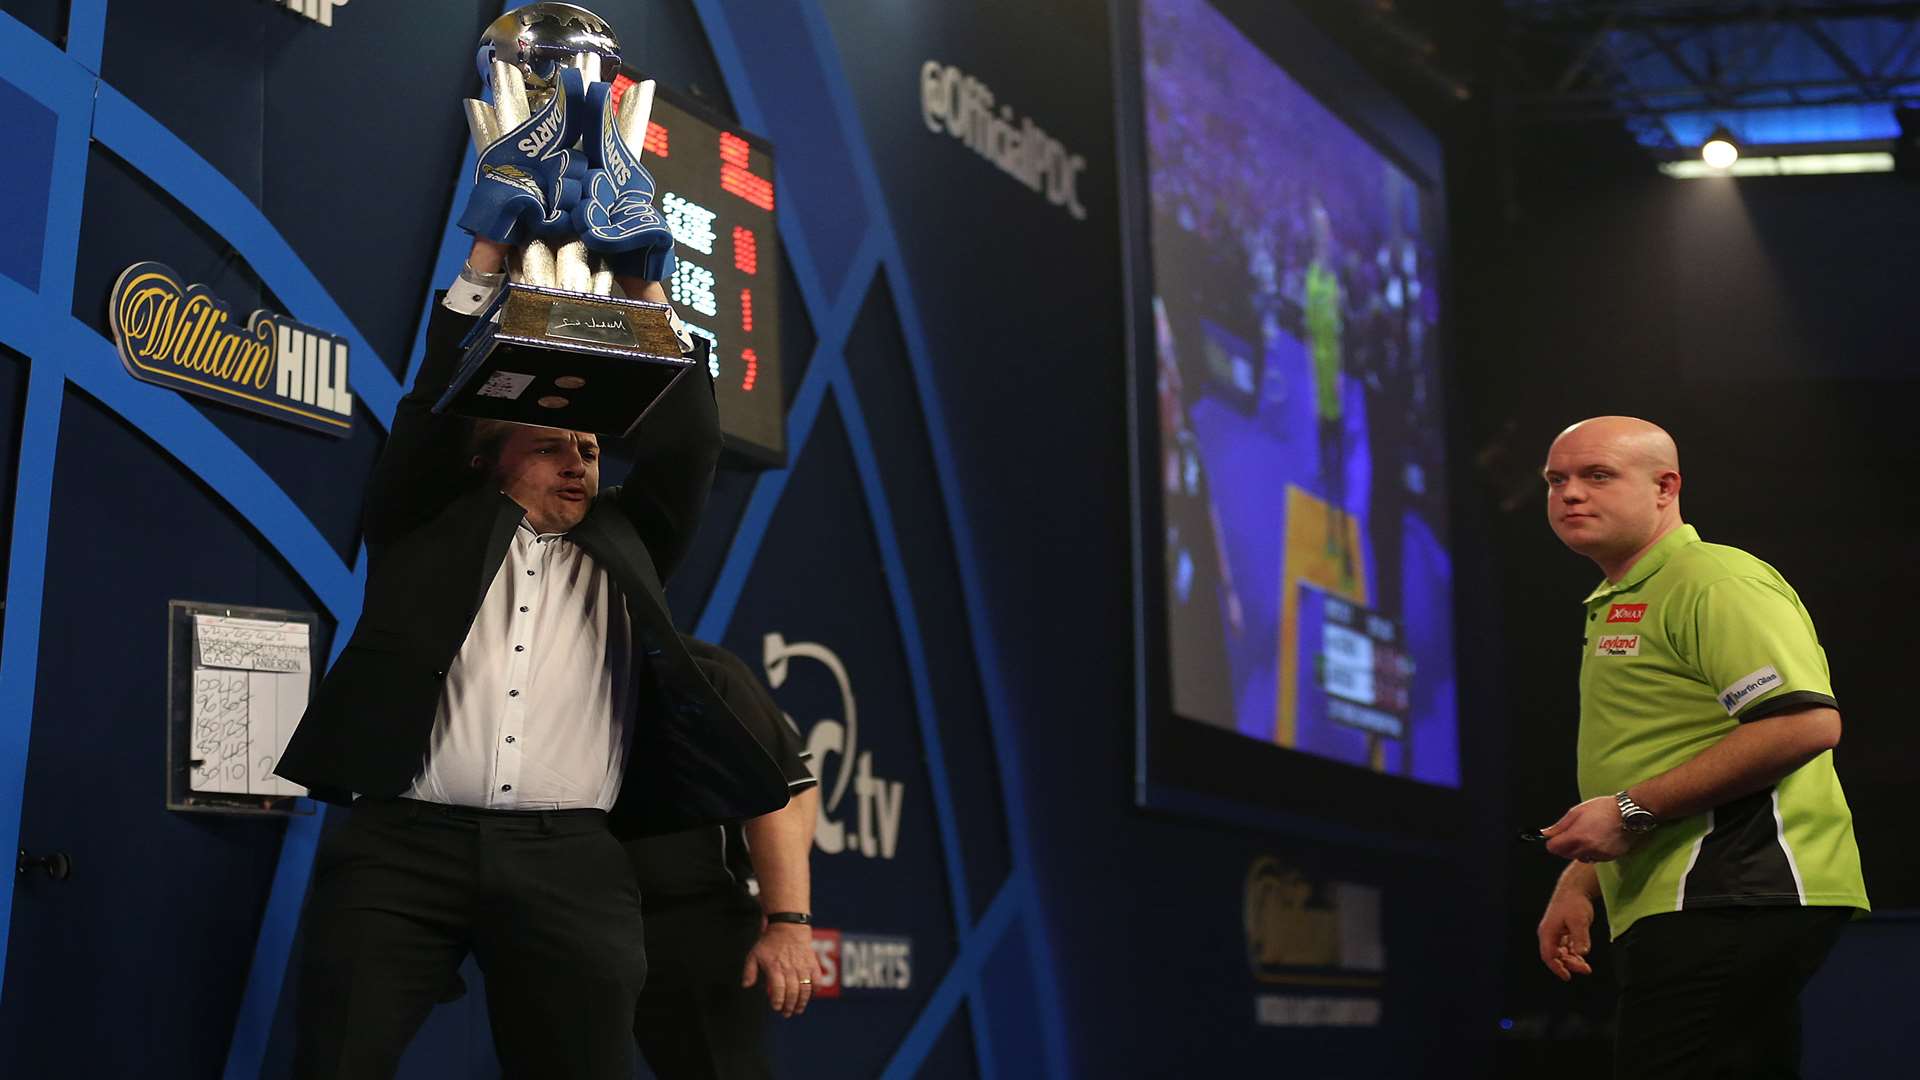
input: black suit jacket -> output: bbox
[275,295,789,837]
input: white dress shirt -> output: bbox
[406,521,637,810]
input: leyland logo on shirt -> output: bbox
[1594,634,1640,657]
[762,633,906,860]
[109,263,354,437]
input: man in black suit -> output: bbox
[276,238,790,1079]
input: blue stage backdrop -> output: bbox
[0,2,1498,1076]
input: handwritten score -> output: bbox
[189,615,310,797]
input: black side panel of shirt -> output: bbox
[1681,787,1803,907]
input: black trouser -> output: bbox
[633,891,771,1080]
[1613,906,1851,1080]
[294,798,648,1080]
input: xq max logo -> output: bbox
[763,633,905,860]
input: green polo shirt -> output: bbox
[1577,524,1869,938]
[1305,261,1342,422]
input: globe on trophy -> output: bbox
[434,2,700,437]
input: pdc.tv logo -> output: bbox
[807,929,913,998]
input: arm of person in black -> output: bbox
[680,635,822,1016]
[607,275,718,584]
[361,276,488,552]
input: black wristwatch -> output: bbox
[1616,791,1659,834]
[766,911,811,926]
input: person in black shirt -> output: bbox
[628,636,821,1079]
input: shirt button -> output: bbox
[509,689,520,697]
[519,606,529,613]
[501,784,512,792]
[505,736,516,744]
[526,570,535,576]
[515,645,525,652]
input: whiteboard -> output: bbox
[167,601,319,814]
[188,615,310,797]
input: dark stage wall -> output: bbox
[0,2,1501,1078]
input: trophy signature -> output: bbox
[554,314,628,332]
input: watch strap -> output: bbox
[766,911,811,926]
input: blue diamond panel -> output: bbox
[0,73,55,291]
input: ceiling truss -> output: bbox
[1502,1,1920,148]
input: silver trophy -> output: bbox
[437,2,697,437]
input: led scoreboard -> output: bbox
[614,78,784,466]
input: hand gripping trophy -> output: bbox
[435,2,697,436]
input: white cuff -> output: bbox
[442,266,505,316]
[665,305,695,355]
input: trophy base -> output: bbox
[435,283,701,437]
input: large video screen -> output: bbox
[1140,0,1458,788]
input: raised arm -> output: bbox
[609,272,720,582]
[361,240,505,549]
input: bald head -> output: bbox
[1542,416,1685,579]
[1550,416,1679,475]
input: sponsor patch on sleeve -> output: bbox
[1593,634,1640,657]
[1718,665,1783,715]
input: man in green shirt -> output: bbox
[1304,200,1350,577]
[1531,416,1868,1079]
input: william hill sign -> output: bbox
[109,262,354,436]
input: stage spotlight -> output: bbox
[1701,127,1739,170]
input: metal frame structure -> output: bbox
[1503,1,1920,149]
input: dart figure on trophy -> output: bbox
[442,2,698,435]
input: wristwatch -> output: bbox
[766,911,811,926]
[1616,791,1659,834]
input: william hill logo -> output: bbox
[272,0,349,28]
[110,262,353,437]
[1243,856,1385,982]
[1242,856,1385,1028]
